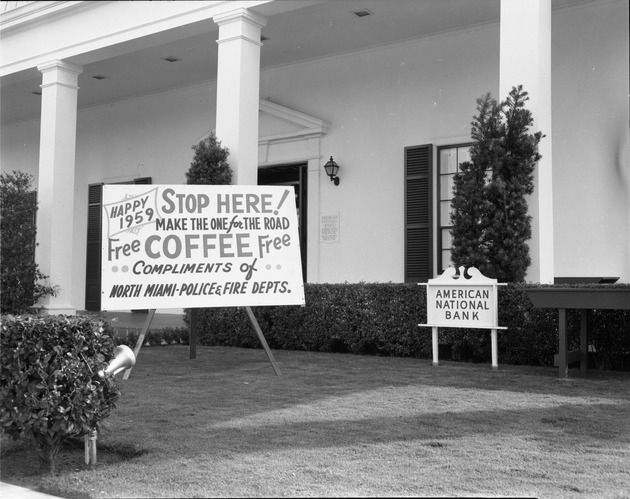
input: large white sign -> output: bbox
[101,185,305,310]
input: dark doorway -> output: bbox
[258,163,307,282]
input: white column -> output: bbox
[213,8,267,185]
[36,60,83,314]
[500,0,554,283]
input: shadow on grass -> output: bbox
[108,346,630,455]
[202,402,630,452]
[129,345,630,400]
[1,436,149,475]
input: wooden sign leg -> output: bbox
[244,306,281,377]
[432,327,439,366]
[491,329,498,371]
[189,308,197,359]
[122,309,156,380]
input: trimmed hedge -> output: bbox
[111,326,189,348]
[186,283,630,370]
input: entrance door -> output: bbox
[258,164,307,282]
[84,177,151,311]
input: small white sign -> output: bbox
[422,267,502,329]
[320,212,340,243]
[419,266,507,370]
[427,285,496,328]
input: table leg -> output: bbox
[580,309,589,373]
[559,308,568,378]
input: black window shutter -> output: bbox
[84,177,151,311]
[404,145,432,283]
[85,183,103,311]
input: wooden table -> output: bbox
[525,288,630,378]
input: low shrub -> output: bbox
[187,282,630,370]
[111,326,189,347]
[0,314,121,472]
[161,327,186,345]
[145,329,163,347]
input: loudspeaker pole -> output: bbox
[122,309,156,380]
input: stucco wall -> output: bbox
[1,0,628,312]
[258,24,499,284]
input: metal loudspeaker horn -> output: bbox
[98,345,136,378]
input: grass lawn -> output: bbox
[2,345,629,498]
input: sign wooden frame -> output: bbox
[121,306,282,378]
[101,184,306,379]
[419,266,507,370]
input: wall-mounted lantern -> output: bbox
[324,156,340,186]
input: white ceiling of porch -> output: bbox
[0,0,586,125]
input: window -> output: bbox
[437,144,471,273]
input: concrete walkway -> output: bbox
[0,482,64,499]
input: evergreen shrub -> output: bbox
[0,171,57,313]
[450,86,543,282]
[0,314,121,472]
[185,132,232,339]
[185,132,232,186]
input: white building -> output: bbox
[1,0,628,314]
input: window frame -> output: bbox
[436,143,473,274]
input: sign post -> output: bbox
[101,184,305,376]
[419,266,506,370]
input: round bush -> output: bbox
[1,314,121,472]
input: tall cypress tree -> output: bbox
[450,85,543,282]
[450,93,500,273]
[185,132,232,347]
[186,132,232,186]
